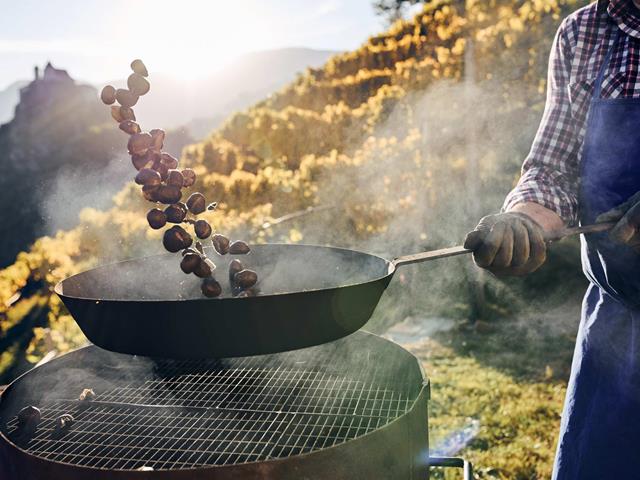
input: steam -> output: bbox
[431,418,481,456]
[245,79,543,331]
[42,152,131,234]
[2,333,424,470]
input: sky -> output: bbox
[0,0,389,89]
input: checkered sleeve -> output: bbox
[503,17,581,225]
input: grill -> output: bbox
[1,331,463,479]
[6,359,412,470]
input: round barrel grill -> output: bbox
[0,332,431,479]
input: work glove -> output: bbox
[595,191,640,252]
[464,212,547,276]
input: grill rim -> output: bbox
[0,332,429,475]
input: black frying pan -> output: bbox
[55,222,614,359]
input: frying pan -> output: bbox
[55,222,614,359]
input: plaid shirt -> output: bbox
[503,0,640,225]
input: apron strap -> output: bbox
[593,27,621,99]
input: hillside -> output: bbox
[0,64,124,267]
[0,80,27,125]
[0,2,590,477]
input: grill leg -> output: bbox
[429,456,473,480]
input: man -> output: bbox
[464,0,640,478]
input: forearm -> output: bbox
[500,18,580,229]
[508,202,564,232]
[502,164,578,227]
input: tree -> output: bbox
[372,1,470,24]
[371,0,424,24]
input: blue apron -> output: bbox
[553,27,640,479]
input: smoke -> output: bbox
[248,80,526,329]
[431,418,481,457]
[2,332,425,470]
[42,152,132,234]
[246,77,585,335]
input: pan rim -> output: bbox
[54,243,395,303]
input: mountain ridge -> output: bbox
[0,48,337,134]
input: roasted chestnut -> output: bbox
[131,59,149,77]
[142,184,160,202]
[131,151,155,170]
[229,259,243,283]
[120,106,136,121]
[110,105,124,123]
[101,85,116,105]
[79,388,96,402]
[55,414,74,431]
[128,132,153,156]
[163,226,192,253]
[151,160,169,181]
[164,203,187,223]
[186,192,206,214]
[166,169,184,188]
[119,120,141,135]
[127,73,150,96]
[180,253,201,274]
[156,185,182,204]
[17,406,41,429]
[212,234,230,254]
[229,240,250,254]
[234,269,258,289]
[201,278,222,297]
[147,208,167,229]
[194,257,215,278]
[194,219,212,239]
[160,153,178,169]
[135,168,161,186]
[182,169,196,187]
[150,129,165,151]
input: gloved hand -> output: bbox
[596,191,640,252]
[464,212,547,276]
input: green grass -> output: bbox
[405,301,580,479]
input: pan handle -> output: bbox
[542,220,616,242]
[392,221,616,268]
[392,245,472,267]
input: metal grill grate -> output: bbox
[5,357,413,470]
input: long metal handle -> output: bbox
[543,221,616,242]
[429,456,473,480]
[392,221,616,268]
[393,245,472,267]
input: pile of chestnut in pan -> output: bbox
[101,59,257,298]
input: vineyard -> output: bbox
[0,1,590,477]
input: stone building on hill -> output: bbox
[14,62,87,120]
[0,62,121,267]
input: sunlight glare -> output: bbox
[117,0,271,82]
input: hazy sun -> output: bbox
[117,1,272,81]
